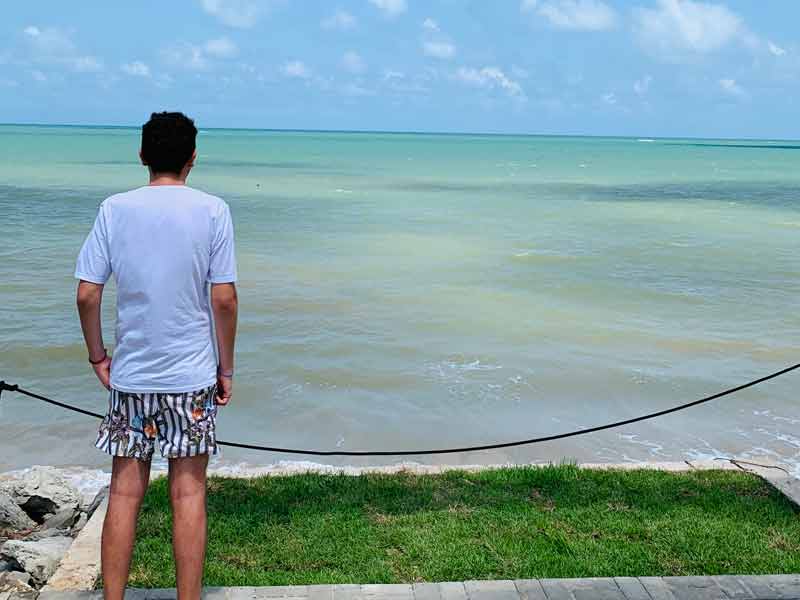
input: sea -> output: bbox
[0,124,798,475]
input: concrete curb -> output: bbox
[202,458,762,479]
[33,575,800,600]
[728,461,800,508]
[40,497,107,593]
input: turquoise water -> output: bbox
[1,125,798,473]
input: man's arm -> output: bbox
[76,280,111,389]
[211,282,238,405]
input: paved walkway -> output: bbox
[29,576,800,600]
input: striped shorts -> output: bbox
[95,385,218,460]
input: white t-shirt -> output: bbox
[75,185,237,393]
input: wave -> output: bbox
[513,249,581,261]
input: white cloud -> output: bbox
[341,82,376,97]
[511,65,530,79]
[369,0,407,18]
[121,60,151,77]
[160,38,237,70]
[422,18,440,32]
[204,37,238,58]
[199,0,262,28]
[322,10,357,30]
[31,70,47,82]
[30,33,101,72]
[282,60,311,79]
[161,43,208,70]
[455,66,524,97]
[341,51,366,73]
[383,69,405,81]
[421,18,456,61]
[522,0,616,31]
[423,41,456,60]
[602,92,617,105]
[155,73,174,89]
[23,25,104,72]
[768,41,786,57]
[634,74,652,95]
[633,0,747,59]
[719,78,744,97]
[72,56,103,72]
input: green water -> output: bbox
[1,125,798,473]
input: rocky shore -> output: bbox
[0,467,108,596]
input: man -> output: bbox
[75,111,238,600]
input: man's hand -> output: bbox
[216,374,232,406]
[92,355,112,390]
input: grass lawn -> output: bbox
[128,465,800,587]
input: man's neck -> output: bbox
[149,173,187,186]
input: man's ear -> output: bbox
[139,150,148,166]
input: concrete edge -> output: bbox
[727,461,800,509]
[33,575,800,600]
[94,457,788,480]
[40,496,108,592]
[201,457,783,478]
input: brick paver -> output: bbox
[29,576,800,600]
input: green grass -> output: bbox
[128,466,800,587]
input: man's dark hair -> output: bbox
[141,112,198,175]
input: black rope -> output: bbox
[0,381,105,420]
[1,362,798,456]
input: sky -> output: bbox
[1,0,799,138]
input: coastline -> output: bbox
[2,455,791,496]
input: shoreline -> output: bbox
[2,455,792,498]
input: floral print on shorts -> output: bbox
[95,385,218,460]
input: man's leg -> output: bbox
[102,456,151,600]
[169,454,209,600]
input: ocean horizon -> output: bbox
[4,122,800,144]
[1,124,798,475]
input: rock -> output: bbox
[0,494,35,532]
[0,537,72,585]
[72,513,88,534]
[21,529,70,542]
[0,571,31,587]
[0,468,81,524]
[85,486,108,517]
[39,509,77,533]
[0,559,13,572]
[0,570,37,598]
